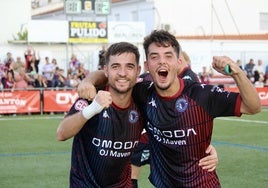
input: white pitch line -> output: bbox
[0,116,63,121]
[1,115,268,125]
[216,117,268,124]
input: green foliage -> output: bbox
[12,29,28,41]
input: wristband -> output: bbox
[82,99,104,119]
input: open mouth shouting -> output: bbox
[158,69,168,81]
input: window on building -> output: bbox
[115,13,120,21]
[260,13,268,30]
[131,11,138,21]
[31,0,40,9]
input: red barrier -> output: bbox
[225,87,268,106]
[43,90,78,112]
[1,87,267,115]
[0,90,40,114]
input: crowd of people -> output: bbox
[197,58,268,87]
[1,46,268,92]
[242,58,268,87]
[0,47,90,91]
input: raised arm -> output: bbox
[212,56,261,114]
[56,90,111,141]
[77,70,108,99]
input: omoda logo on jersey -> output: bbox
[175,98,188,112]
[129,110,139,123]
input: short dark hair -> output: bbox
[143,30,181,59]
[105,42,140,65]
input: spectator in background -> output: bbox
[76,63,89,80]
[28,60,38,76]
[244,58,255,82]
[199,66,210,84]
[64,73,72,88]
[26,59,40,87]
[4,52,14,70]
[0,62,6,89]
[50,58,67,88]
[181,51,191,66]
[33,74,48,88]
[98,45,106,70]
[264,64,268,86]
[11,57,25,73]
[252,59,264,83]
[8,56,32,89]
[69,73,81,88]
[24,46,35,71]
[13,66,31,89]
[52,58,58,70]
[4,70,15,91]
[51,67,66,88]
[69,54,79,75]
[26,51,40,74]
[236,59,243,70]
[42,57,54,87]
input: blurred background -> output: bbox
[1,0,268,74]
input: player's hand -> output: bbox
[77,79,96,100]
[94,90,112,108]
[199,145,218,172]
[212,56,238,75]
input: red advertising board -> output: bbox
[1,87,267,115]
[225,87,268,106]
[0,90,40,114]
[43,90,78,112]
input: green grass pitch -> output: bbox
[0,108,267,188]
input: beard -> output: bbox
[155,82,171,91]
[109,82,133,94]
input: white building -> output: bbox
[1,0,268,73]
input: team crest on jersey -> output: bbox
[129,110,139,123]
[74,99,88,111]
[175,98,188,112]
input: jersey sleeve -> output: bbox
[132,81,153,106]
[66,98,91,116]
[190,83,241,118]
